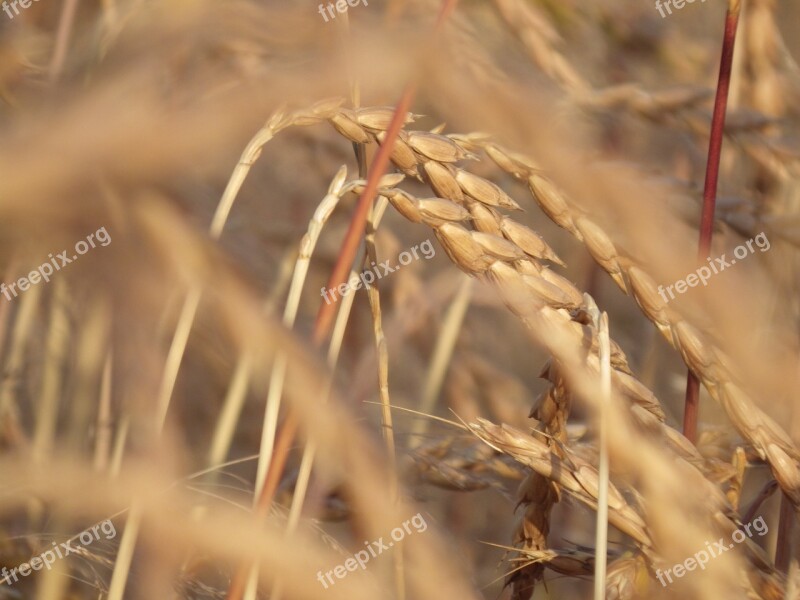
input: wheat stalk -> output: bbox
[445,135,800,511]
[301,102,796,597]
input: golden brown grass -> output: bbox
[0,1,799,599]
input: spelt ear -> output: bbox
[4,1,799,600]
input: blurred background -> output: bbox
[0,1,798,599]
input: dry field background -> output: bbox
[0,0,799,599]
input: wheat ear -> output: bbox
[463,137,800,511]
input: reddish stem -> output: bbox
[224,3,459,598]
[312,83,417,345]
[742,479,777,524]
[682,0,740,443]
[775,493,794,573]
